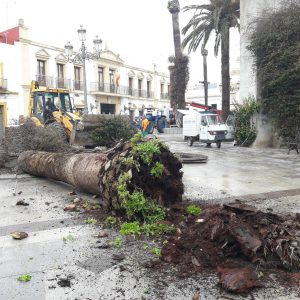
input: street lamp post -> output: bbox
[201,48,208,106]
[64,25,102,114]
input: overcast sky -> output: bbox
[0,0,240,85]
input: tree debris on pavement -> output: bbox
[161,202,300,294]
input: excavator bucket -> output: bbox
[69,115,99,147]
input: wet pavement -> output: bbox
[0,138,300,299]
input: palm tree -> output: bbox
[168,0,183,59]
[168,0,190,117]
[182,0,240,120]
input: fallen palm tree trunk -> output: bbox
[18,151,106,195]
[18,138,184,208]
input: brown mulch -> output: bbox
[160,202,300,294]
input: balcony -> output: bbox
[160,92,170,100]
[36,75,54,87]
[56,78,71,89]
[0,78,7,91]
[134,89,154,99]
[73,80,84,91]
[90,82,154,99]
[90,82,128,95]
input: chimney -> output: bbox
[18,19,28,39]
[18,19,24,27]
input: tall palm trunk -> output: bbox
[172,10,182,58]
[221,26,230,121]
[168,0,188,113]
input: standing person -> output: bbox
[141,115,150,137]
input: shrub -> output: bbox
[248,2,300,139]
[89,115,137,148]
[233,97,260,147]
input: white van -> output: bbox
[183,112,230,148]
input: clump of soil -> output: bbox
[98,139,184,209]
[160,202,300,294]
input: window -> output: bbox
[33,93,44,117]
[37,60,46,85]
[109,69,115,92]
[98,67,104,91]
[74,67,81,90]
[167,84,170,97]
[160,83,164,94]
[147,81,151,98]
[57,64,64,88]
[57,64,64,78]
[129,77,133,95]
[37,60,46,76]
[101,103,115,114]
[138,79,142,97]
[59,93,72,112]
[206,115,223,125]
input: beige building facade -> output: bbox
[0,20,170,125]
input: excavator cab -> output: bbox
[32,91,73,124]
[28,80,103,147]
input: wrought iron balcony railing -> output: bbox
[36,75,54,87]
[0,78,7,91]
[90,82,154,99]
[90,82,129,95]
[73,80,84,91]
[160,93,170,99]
[56,78,71,89]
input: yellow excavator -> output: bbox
[28,80,96,146]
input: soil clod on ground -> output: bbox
[217,266,260,294]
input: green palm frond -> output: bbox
[182,0,240,56]
[182,4,214,13]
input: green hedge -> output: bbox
[248,2,300,139]
[233,97,260,147]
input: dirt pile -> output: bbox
[161,202,300,293]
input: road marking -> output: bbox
[0,216,85,237]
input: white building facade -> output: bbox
[0,20,170,126]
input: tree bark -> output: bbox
[172,12,182,59]
[18,141,184,209]
[221,26,230,121]
[18,151,106,195]
[168,0,188,114]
